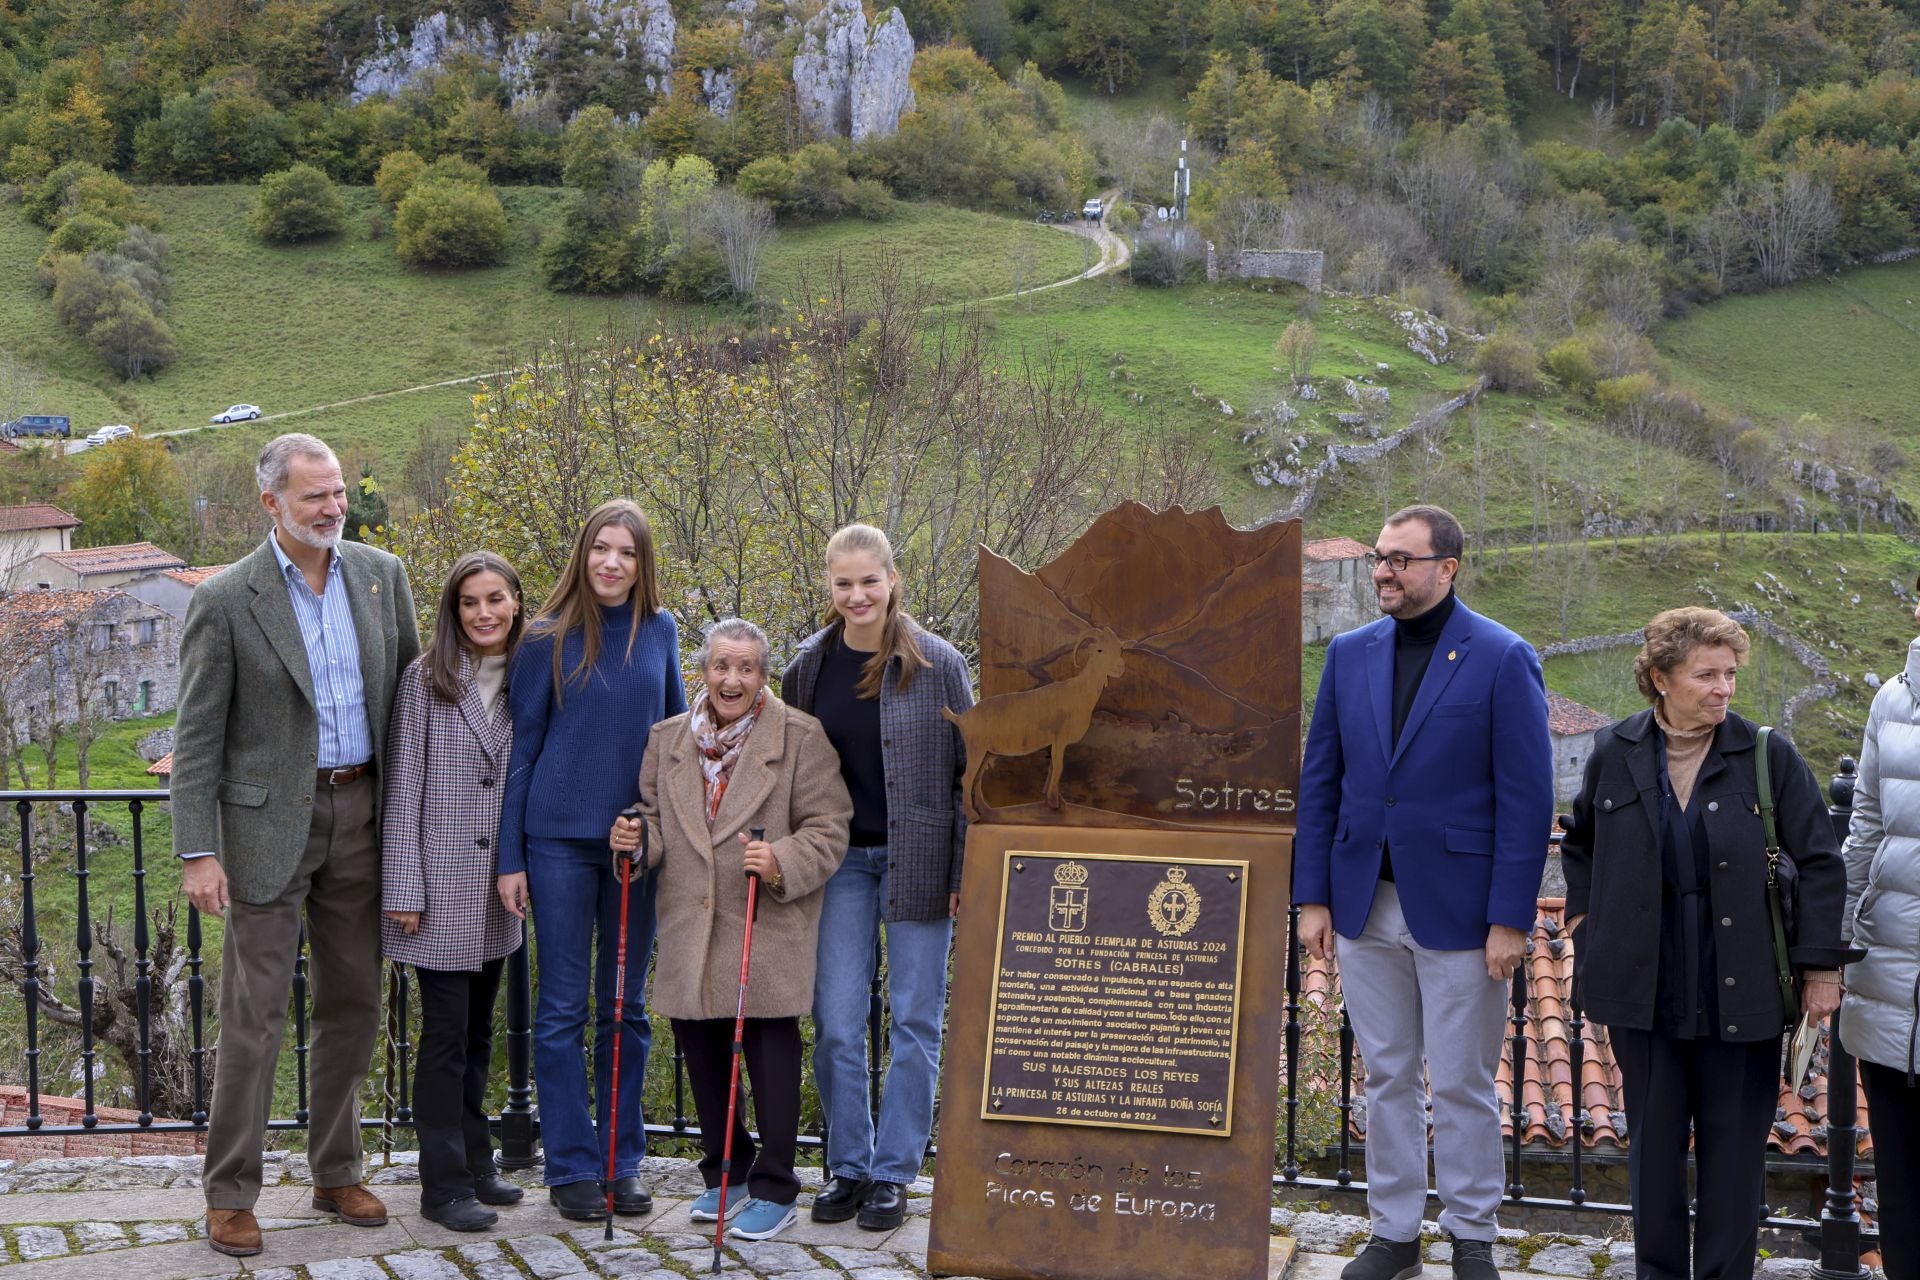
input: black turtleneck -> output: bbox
[1391,589,1458,744]
[1380,589,1458,884]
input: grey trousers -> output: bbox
[1338,882,1510,1243]
[203,775,383,1210]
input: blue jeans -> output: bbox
[527,837,656,1187]
[812,845,954,1185]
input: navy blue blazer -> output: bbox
[1293,598,1555,951]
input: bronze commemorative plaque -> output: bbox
[983,852,1247,1135]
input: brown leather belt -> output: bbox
[319,762,373,786]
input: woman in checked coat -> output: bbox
[381,552,529,1232]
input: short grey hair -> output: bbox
[257,433,338,497]
[694,617,771,671]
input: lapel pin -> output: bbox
[1447,649,1457,661]
[370,583,379,594]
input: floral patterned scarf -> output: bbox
[690,687,767,824]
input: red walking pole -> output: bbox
[605,806,645,1241]
[712,826,765,1272]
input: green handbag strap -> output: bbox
[1756,725,1798,1024]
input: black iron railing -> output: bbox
[0,779,1875,1276]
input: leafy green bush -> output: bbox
[394,180,510,268]
[1129,231,1203,286]
[848,177,895,220]
[23,161,103,228]
[658,244,728,302]
[1543,337,1599,394]
[1474,331,1540,392]
[735,156,796,210]
[43,209,125,259]
[251,163,347,242]
[1111,203,1142,232]
[374,149,427,208]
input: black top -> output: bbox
[1380,590,1459,883]
[811,635,889,846]
[1653,730,1719,1037]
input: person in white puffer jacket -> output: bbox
[1841,616,1920,1280]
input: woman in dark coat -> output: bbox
[381,551,527,1231]
[1563,606,1848,1280]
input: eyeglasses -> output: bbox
[1365,551,1451,572]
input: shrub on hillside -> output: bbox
[375,149,428,207]
[88,282,177,379]
[1543,337,1599,394]
[1111,203,1141,232]
[252,163,347,242]
[659,244,729,302]
[395,180,510,267]
[541,198,646,293]
[1474,332,1539,391]
[419,156,490,190]
[23,161,101,228]
[847,177,894,220]
[735,156,796,211]
[1129,230,1204,286]
[42,209,126,260]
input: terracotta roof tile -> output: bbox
[39,542,185,576]
[146,751,171,777]
[1547,691,1613,736]
[0,504,79,532]
[162,565,229,588]
[1305,537,1373,562]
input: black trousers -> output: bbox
[1860,1059,1920,1280]
[1612,1027,1780,1280]
[413,958,506,1207]
[672,1016,802,1206]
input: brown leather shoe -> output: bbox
[206,1208,263,1257]
[312,1183,389,1226]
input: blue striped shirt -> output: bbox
[269,534,373,769]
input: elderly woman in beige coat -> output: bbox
[612,617,850,1243]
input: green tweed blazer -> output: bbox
[170,537,420,904]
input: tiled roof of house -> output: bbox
[1296,900,1869,1160]
[1304,536,1373,562]
[0,590,128,640]
[39,542,186,576]
[146,752,171,777]
[0,1087,204,1158]
[1547,691,1613,737]
[0,504,79,532]
[161,565,228,588]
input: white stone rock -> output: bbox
[729,1240,815,1271]
[458,1241,507,1263]
[572,1226,642,1250]
[670,1249,742,1270]
[510,1233,590,1277]
[309,1261,391,1280]
[848,1269,922,1280]
[701,67,738,118]
[17,1225,72,1258]
[76,1221,129,1251]
[1529,1242,1600,1276]
[134,1222,191,1244]
[387,1248,467,1280]
[592,1248,678,1278]
[1280,1210,1371,1253]
[820,1245,904,1268]
[794,0,915,140]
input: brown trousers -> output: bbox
[203,774,382,1209]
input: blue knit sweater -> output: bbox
[497,600,686,874]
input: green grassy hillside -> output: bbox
[0,188,1092,460]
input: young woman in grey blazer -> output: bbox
[381,552,527,1232]
[779,523,973,1232]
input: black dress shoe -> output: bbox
[856,1180,907,1231]
[811,1174,871,1224]
[609,1174,652,1215]
[474,1172,524,1206]
[548,1182,610,1221]
[423,1196,499,1232]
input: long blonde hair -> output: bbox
[530,499,665,702]
[824,523,927,699]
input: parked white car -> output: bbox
[1082,198,1104,221]
[84,424,135,446]
[211,404,262,423]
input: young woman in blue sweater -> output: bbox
[495,499,686,1221]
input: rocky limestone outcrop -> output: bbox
[352,0,677,108]
[792,0,916,140]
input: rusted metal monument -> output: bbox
[928,501,1303,1280]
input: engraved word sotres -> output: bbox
[984,852,1248,1136]
[1171,778,1296,814]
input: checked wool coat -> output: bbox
[380,651,522,970]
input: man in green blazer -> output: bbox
[173,432,419,1257]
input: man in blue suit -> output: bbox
[1295,505,1553,1280]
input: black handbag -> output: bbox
[1755,726,1799,1027]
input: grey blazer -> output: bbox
[171,537,420,905]
[781,622,973,921]
[380,652,521,970]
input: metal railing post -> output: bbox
[16,799,42,1129]
[1282,902,1302,1183]
[130,799,153,1126]
[73,800,97,1127]
[497,937,538,1168]
[1816,757,1870,1280]
[1507,937,1529,1200]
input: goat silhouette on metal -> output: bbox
[942,627,1129,821]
